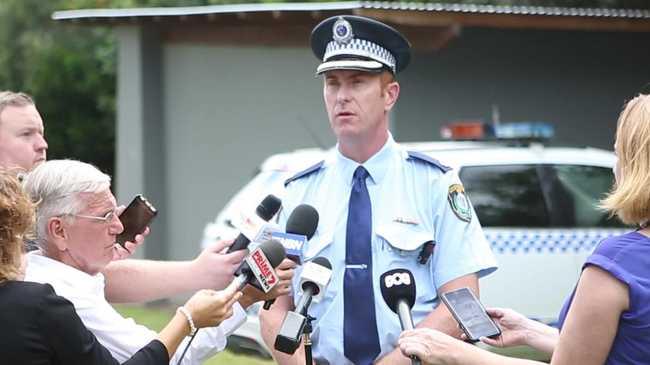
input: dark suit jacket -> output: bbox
[0,280,169,365]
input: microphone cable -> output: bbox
[175,332,197,365]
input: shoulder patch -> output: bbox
[284,160,325,187]
[406,151,451,173]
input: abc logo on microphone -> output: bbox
[384,272,411,288]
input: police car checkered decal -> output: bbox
[324,39,396,72]
[484,228,629,254]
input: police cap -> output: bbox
[310,15,411,75]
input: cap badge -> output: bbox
[332,17,354,45]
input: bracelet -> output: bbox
[177,306,197,336]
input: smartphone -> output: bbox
[441,287,501,342]
[116,195,157,247]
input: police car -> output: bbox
[204,122,626,358]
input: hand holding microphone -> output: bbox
[173,240,287,364]
[380,269,421,365]
[181,284,242,329]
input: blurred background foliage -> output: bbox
[1,0,648,176]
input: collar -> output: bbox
[26,251,105,295]
[334,133,396,187]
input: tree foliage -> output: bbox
[0,0,647,176]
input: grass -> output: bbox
[115,304,274,365]
[116,305,549,364]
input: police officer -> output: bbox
[260,15,497,365]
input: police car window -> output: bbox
[552,165,625,228]
[459,165,549,227]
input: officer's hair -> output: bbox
[600,94,650,225]
[380,71,396,96]
[21,160,111,251]
[0,91,35,123]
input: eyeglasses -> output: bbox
[72,208,119,224]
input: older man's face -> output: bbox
[63,190,123,275]
[0,104,48,171]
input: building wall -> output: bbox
[395,28,650,149]
[162,44,334,259]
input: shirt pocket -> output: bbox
[375,222,439,318]
[376,222,433,256]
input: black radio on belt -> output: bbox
[418,241,435,265]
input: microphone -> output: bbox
[278,204,319,264]
[380,269,421,365]
[263,204,319,310]
[229,239,286,293]
[274,257,332,355]
[226,194,281,253]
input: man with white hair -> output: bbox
[0,90,270,306]
[22,159,288,364]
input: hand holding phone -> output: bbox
[441,287,501,342]
[116,195,157,249]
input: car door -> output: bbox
[459,163,627,324]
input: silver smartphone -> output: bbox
[441,287,501,342]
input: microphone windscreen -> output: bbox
[258,239,287,268]
[311,256,332,270]
[286,204,319,239]
[256,194,282,221]
[380,269,416,313]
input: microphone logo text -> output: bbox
[384,272,411,288]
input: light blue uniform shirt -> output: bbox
[280,135,497,364]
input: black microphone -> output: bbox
[230,239,286,292]
[274,257,332,355]
[286,204,319,244]
[226,194,281,253]
[263,204,319,310]
[380,269,421,365]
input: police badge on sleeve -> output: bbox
[448,184,472,222]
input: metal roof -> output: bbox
[362,1,650,18]
[52,1,650,21]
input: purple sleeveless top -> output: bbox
[557,231,650,364]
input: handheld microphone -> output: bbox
[227,194,281,253]
[263,204,319,310]
[229,239,286,293]
[277,204,319,264]
[274,257,332,355]
[380,269,421,365]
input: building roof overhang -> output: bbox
[52,1,650,50]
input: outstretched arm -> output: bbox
[103,240,246,303]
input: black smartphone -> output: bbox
[441,287,501,342]
[116,195,157,248]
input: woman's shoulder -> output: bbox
[1,281,65,307]
[588,231,650,281]
[6,280,57,297]
[593,231,650,259]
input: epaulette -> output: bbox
[406,151,451,173]
[284,160,325,187]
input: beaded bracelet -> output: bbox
[177,306,197,336]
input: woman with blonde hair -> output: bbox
[398,94,650,365]
[0,170,241,364]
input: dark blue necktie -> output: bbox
[344,166,381,365]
